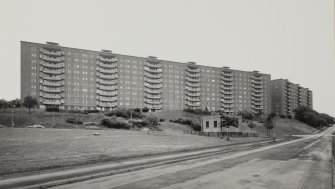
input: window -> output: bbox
[206,121,209,128]
[214,121,217,128]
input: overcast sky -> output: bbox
[0,0,334,116]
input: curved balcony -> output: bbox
[144,83,163,89]
[187,67,200,73]
[97,79,117,85]
[251,93,263,97]
[185,92,201,97]
[252,88,263,93]
[221,85,234,90]
[252,101,263,106]
[96,67,117,74]
[42,100,63,105]
[41,62,64,69]
[251,80,262,84]
[96,73,118,80]
[221,77,233,81]
[97,85,117,91]
[97,56,117,63]
[222,95,234,99]
[252,106,263,110]
[146,104,162,110]
[40,49,64,56]
[97,97,117,102]
[221,71,233,77]
[252,75,263,80]
[185,97,200,102]
[144,99,162,105]
[252,97,263,102]
[97,62,117,69]
[185,102,201,107]
[97,91,118,97]
[220,81,234,86]
[145,95,162,99]
[145,88,162,94]
[221,90,234,95]
[185,82,200,87]
[220,99,234,104]
[186,72,200,78]
[97,102,117,108]
[42,94,62,99]
[40,74,64,81]
[144,73,163,79]
[252,84,263,89]
[41,88,62,93]
[40,81,62,87]
[144,78,162,84]
[185,77,200,82]
[221,104,234,108]
[40,55,64,63]
[145,62,161,68]
[42,69,63,75]
[185,87,201,92]
[144,67,162,73]
[222,109,234,114]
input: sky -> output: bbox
[0,0,334,116]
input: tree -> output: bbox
[0,99,9,112]
[9,98,21,108]
[238,110,254,121]
[23,95,38,113]
[220,114,239,141]
[264,113,276,136]
[248,121,256,134]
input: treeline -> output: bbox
[293,106,335,128]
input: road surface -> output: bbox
[50,127,334,189]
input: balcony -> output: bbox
[185,82,200,87]
[144,73,163,79]
[144,99,162,105]
[251,80,262,84]
[145,95,162,99]
[42,100,63,105]
[252,84,263,89]
[186,67,200,73]
[97,79,117,85]
[185,77,200,82]
[221,85,234,90]
[144,78,163,84]
[97,102,117,108]
[98,85,117,91]
[97,91,118,97]
[41,81,62,87]
[146,104,163,110]
[144,83,163,89]
[186,72,200,78]
[40,55,64,63]
[222,95,234,99]
[185,102,201,107]
[252,75,263,80]
[221,76,233,81]
[144,67,163,74]
[221,90,234,95]
[252,97,263,102]
[40,49,64,56]
[222,109,234,114]
[221,104,234,108]
[41,87,62,93]
[221,71,233,77]
[145,88,162,94]
[252,101,263,106]
[185,87,201,92]
[185,92,201,97]
[97,97,117,102]
[97,56,117,63]
[185,97,200,102]
[97,62,117,69]
[42,94,62,99]
[96,73,118,80]
[41,62,64,69]
[252,106,263,110]
[145,62,161,68]
[251,93,263,97]
[41,75,63,81]
[220,99,234,104]
[96,67,117,74]
[42,69,63,75]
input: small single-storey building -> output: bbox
[201,114,242,133]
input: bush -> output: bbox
[143,116,159,127]
[183,108,211,115]
[294,106,335,128]
[171,117,201,131]
[86,109,99,113]
[66,117,83,125]
[190,120,201,131]
[46,107,60,112]
[142,107,149,113]
[100,117,131,129]
[159,118,165,122]
[105,108,143,119]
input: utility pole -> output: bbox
[11,110,14,128]
[52,109,55,128]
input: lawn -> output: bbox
[0,127,264,177]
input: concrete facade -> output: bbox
[21,41,273,114]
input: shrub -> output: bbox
[159,118,165,122]
[183,108,210,115]
[46,107,60,112]
[105,108,143,119]
[66,117,83,125]
[100,117,131,129]
[86,109,99,113]
[143,116,159,127]
[190,120,201,131]
[142,107,149,113]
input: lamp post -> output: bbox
[11,110,14,128]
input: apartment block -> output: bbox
[271,79,313,117]
[21,41,272,115]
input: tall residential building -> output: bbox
[21,41,272,115]
[271,79,313,117]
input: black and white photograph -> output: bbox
[0,0,334,188]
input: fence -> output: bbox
[183,130,258,137]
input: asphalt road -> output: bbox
[50,127,335,189]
